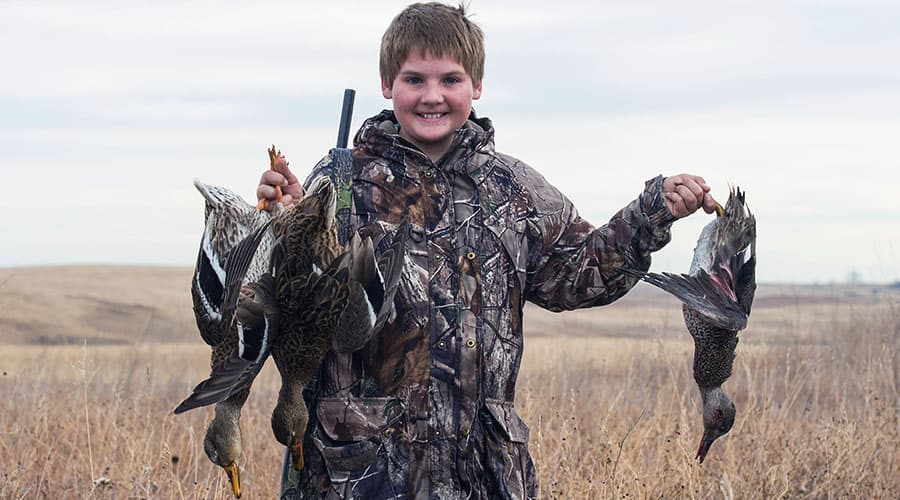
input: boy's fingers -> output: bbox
[279,194,296,207]
[256,184,280,201]
[279,165,300,185]
[664,173,716,218]
[260,170,288,188]
[665,192,688,218]
[271,156,300,184]
[667,174,708,191]
[674,184,702,212]
[702,193,719,214]
[257,184,304,209]
[692,175,709,191]
[680,176,705,197]
[265,160,304,201]
[283,182,304,201]
[671,183,701,214]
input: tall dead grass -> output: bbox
[1,288,898,498]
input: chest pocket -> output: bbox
[484,221,528,294]
[477,162,533,295]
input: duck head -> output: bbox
[204,402,244,498]
[271,389,309,471]
[697,386,735,463]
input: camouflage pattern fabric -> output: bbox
[281,110,676,499]
[329,147,355,246]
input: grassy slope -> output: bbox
[1,266,898,498]
[2,265,891,345]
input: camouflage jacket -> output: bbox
[281,110,676,499]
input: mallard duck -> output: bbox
[183,173,281,498]
[202,391,247,498]
[174,170,301,499]
[265,178,408,470]
[263,176,343,470]
[625,187,756,463]
[179,175,409,478]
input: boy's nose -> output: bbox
[421,82,444,104]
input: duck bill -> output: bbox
[290,441,305,470]
[224,462,242,498]
[696,432,716,464]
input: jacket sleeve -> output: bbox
[521,167,676,312]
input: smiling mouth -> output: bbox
[418,112,447,120]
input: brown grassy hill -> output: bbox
[0,266,196,345]
[1,265,895,346]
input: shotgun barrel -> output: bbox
[336,89,356,148]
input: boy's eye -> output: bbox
[443,76,461,85]
[405,76,423,84]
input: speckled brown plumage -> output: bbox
[266,175,344,469]
[685,307,739,388]
[268,178,410,470]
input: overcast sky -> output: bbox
[1,0,898,284]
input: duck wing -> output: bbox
[624,267,749,332]
[217,219,274,334]
[175,273,280,414]
[191,180,271,346]
[192,245,228,346]
[624,187,756,333]
[371,218,409,333]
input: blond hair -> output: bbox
[380,2,485,86]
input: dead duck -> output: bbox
[182,179,278,497]
[270,221,409,471]
[194,274,282,498]
[173,175,328,497]
[264,177,408,470]
[182,152,284,497]
[625,187,756,463]
[264,175,344,470]
[202,391,247,498]
[178,175,409,476]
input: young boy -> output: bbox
[257,3,716,499]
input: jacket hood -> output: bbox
[353,109,495,170]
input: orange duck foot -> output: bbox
[257,145,286,211]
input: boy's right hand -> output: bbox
[257,160,303,209]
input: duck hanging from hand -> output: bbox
[177,160,408,496]
[625,187,756,463]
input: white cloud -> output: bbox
[1,0,898,283]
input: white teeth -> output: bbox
[419,113,444,119]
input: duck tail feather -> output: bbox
[372,218,409,333]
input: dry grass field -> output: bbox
[1,266,898,498]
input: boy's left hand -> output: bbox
[662,174,718,219]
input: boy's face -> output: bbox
[382,51,482,162]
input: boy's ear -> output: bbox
[473,80,483,100]
[381,77,393,99]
